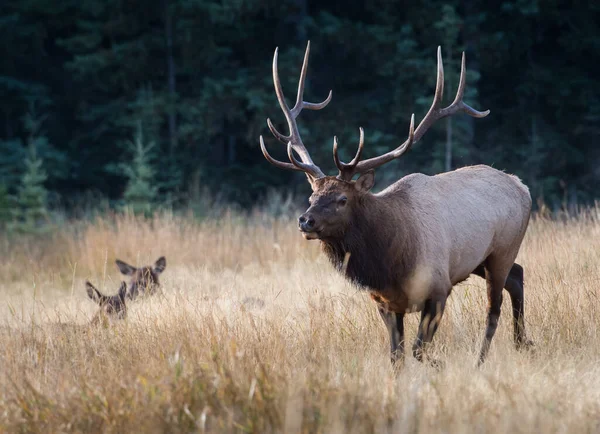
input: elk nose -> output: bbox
[298,214,315,231]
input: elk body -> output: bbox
[115,256,166,300]
[259,42,533,365]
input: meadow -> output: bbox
[1,205,600,433]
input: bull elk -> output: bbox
[115,256,166,300]
[259,42,533,365]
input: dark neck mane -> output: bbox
[320,194,413,291]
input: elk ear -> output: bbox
[86,281,104,304]
[118,282,128,301]
[116,259,136,276]
[153,256,166,274]
[355,170,375,193]
[307,174,318,191]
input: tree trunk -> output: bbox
[228,136,236,165]
[164,0,177,154]
[445,117,453,172]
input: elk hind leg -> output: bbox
[478,258,508,366]
[473,262,533,350]
[503,263,534,350]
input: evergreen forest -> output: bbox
[1,0,598,226]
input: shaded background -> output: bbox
[0,0,598,216]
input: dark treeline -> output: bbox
[0,0,598,214]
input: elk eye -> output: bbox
[338,196,348,206]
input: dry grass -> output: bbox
[1,208,600,433]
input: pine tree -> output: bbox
[121,123,159,216]
[9,142,50,234]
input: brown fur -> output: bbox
[299,165,533,365]
[314,177,417,293]
[115,256,166,300]
[86,281,128,325]
[259,44,532,366]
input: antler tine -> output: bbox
[413,46,445,142]
[272,47,290,114]
[334,128,365,179]
[292,41,333,116]
[335,46,488,180]
[300,90,333,112]
[413,47,489,143]
[266,118,290,144]
[392,114,415,157]
[453,52,467,103]
[335,116,415,181]
[287,143,323,179]
[260,42,327,179]
[292,41,311,114]
[347,127,365,166]
[259,135,303,172]
[442,51,490,119]
[434,46,445,107]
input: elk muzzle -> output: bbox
[298,213,319,239]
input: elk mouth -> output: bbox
[299,228,321,240]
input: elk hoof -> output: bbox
[516,339,535,352]
[390,351,405,367]
[428,358,444,370]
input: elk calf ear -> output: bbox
[116,259,136,276]
[86,281,104,304]
[153,256,166,274]
[118,282,128,301]
[355,170,375,193]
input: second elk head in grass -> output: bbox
[86,281,128,326]
[115,256,167,300]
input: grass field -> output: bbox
[1,208,600,433]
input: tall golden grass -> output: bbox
[1,207,600,433]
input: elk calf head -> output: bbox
[86,281,128,324]
[115,256,166,300]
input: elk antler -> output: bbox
[335,46,490,181]
[259,41,332,179]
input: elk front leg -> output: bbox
[412,296,447,364]
[377,305,405,365]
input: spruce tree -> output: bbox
[121,123,158,216]
[9,143,49,234]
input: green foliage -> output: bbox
[9,143,50,234]
[0,184,10,227]
[121,123,159,216]
[0,0,598,210]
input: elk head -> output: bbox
[86,281,128,324]
[115,256,166,300]
[259,42,489,241]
